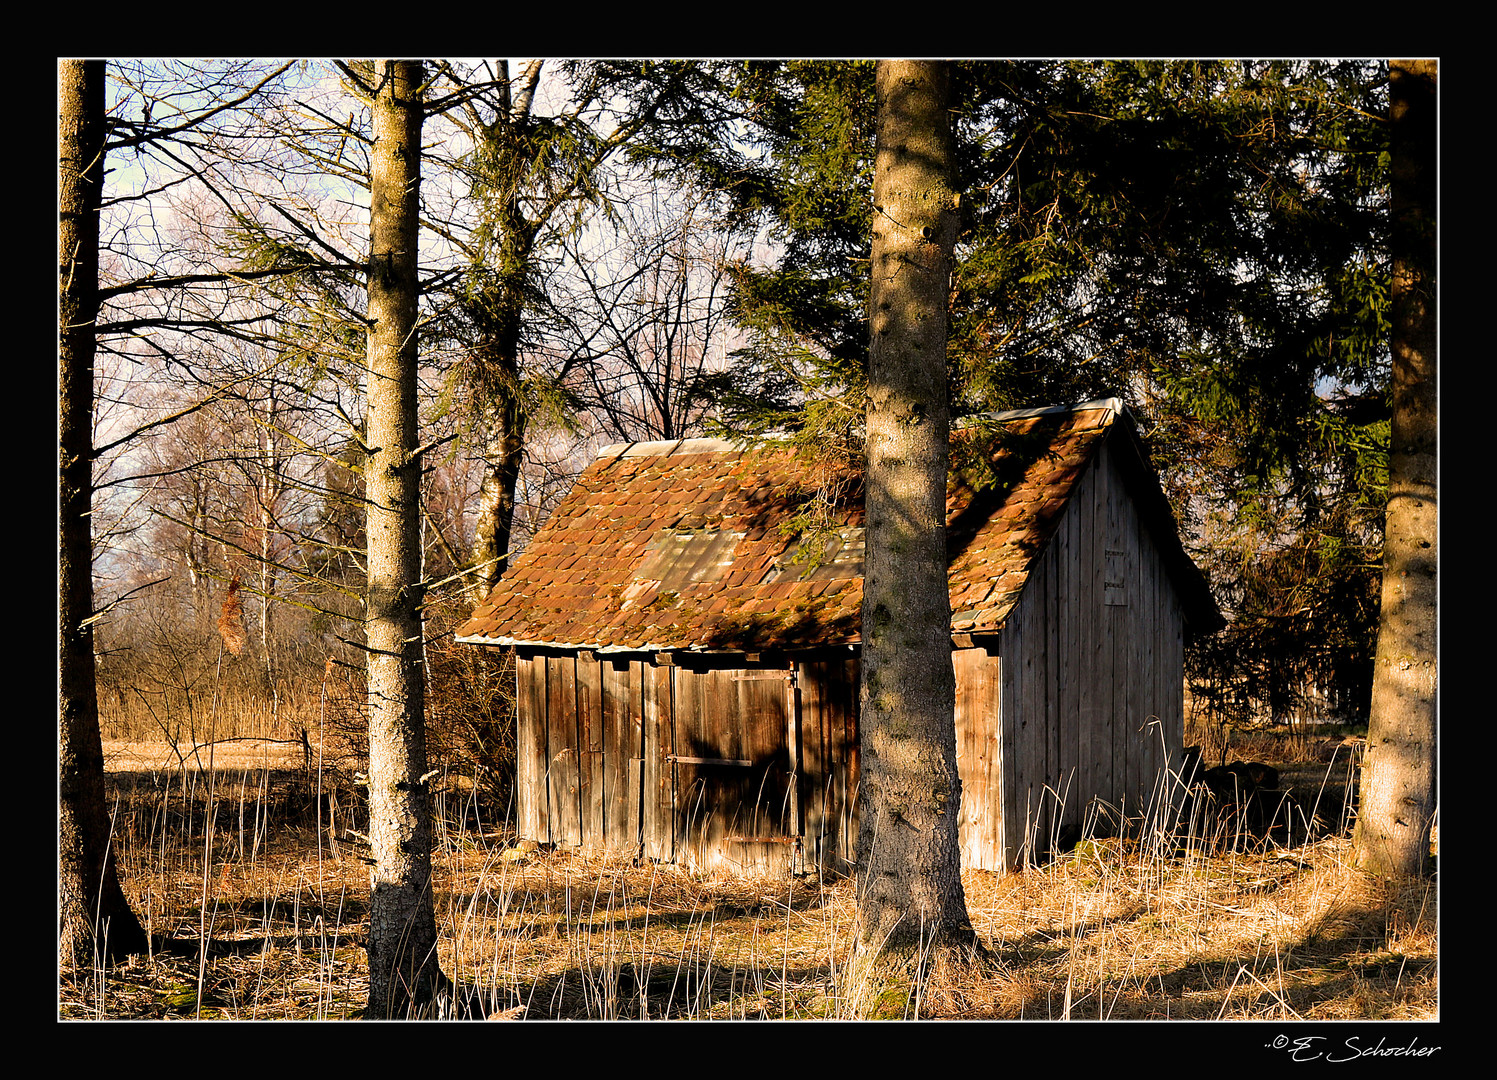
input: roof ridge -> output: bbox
[599,401,1123,461]
[595,435,772,459]
[956,397,1124,426]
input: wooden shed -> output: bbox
[455,399,1220,875]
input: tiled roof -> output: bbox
[456,402,1161,652]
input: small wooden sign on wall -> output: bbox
[1104,548,1129,606]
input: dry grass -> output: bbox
[956,836,1435,1020]
[61,734,1436,1022]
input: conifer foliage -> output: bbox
[640,60,1397,731]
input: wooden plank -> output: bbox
[514,656,533,841]
[578,658,603,849]
[1104,444,1125,823]
[954,646,996,870]
[798,659,826,869]
[641,661,675,862]
[1080,449,1102,839]
[786,668,802,866]
[1013,539,1035,868]
[1129,499,1151,825]
[627,661,645,854]
[547,655,582,848]
[1127,444,1147,824]
[1039,505,1061,863]
[840,657,860,873]
[1066,455,1097,846]
[980,645,998,869]
[989,647,1005,866]
[516,655,549,844]
[601,660,635,853]
[672,667,709,868]
[952,647,978,867]
[1063,464,1083,856]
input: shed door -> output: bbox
[671,667,796,874]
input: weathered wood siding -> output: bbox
[547,654,582,847]
[954,645,1000,869]
[516,655,549,842]
[601,660,642,854]
[641,662,674,862]
[956,437,1185,870]
[515,653,806,874]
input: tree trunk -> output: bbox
[467,325,527,602]
[855,61,977,975]
[464,109,536,603]
[59,59,150,967]
[362,59,450,1017]
[1355,59,1437,878]
[259,388,282,718]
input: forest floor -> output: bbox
[61,734,1436,1022]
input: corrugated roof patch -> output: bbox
[631,528,745,595]
[769,525,865,582]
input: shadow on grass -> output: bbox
[973,869,1435,1020]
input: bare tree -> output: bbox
[855,61,980,988]
[62,57,328,967]
[547,188,739,444]
[60,58,151,966]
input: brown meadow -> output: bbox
[61,703,1435,1021]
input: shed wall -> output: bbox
[515,652,857,874]
[960,437,1184,870]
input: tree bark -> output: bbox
[59,58,150,967]
[362,59,450,1017]
[1355,59,1437,878]
[855,61,977,969]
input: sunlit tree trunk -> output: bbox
[1355,59,1437,878]
[467,299,527,603]
[362,58,450,1017]
[855,60,978,970]
[258,386,283,719]
[59,58,150,966]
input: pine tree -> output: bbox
[1355,59,1436,878]
[355,58,452,1018]
[653,61,1395,731]
[855,59,980,986]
